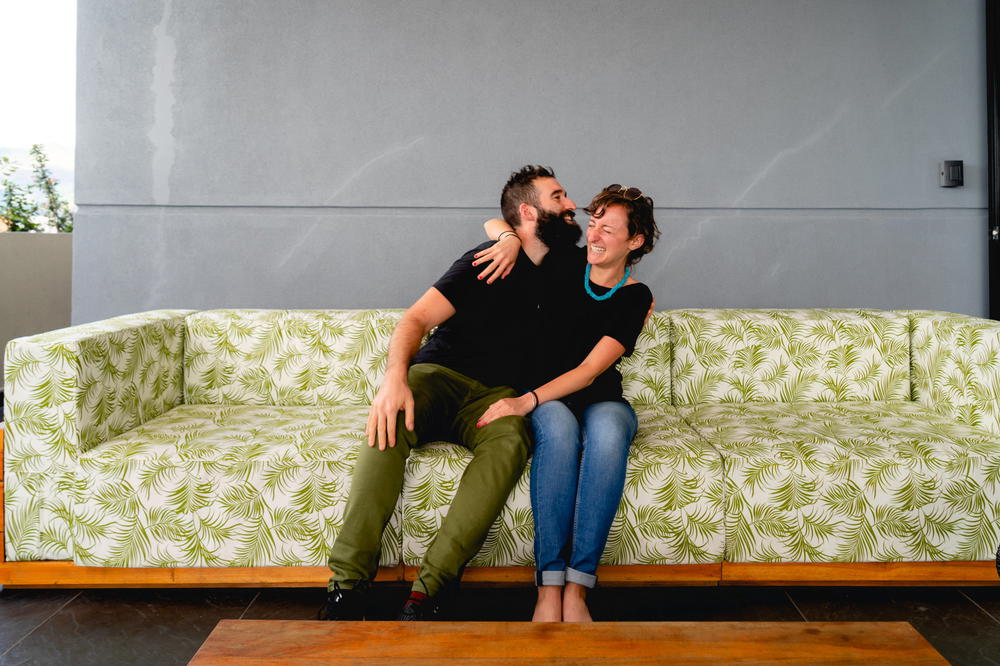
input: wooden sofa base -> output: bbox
[0,561,996,589]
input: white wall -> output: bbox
[73,0,988,320]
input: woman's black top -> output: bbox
[536,246,653,414]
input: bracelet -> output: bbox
[497,230,518,242]
[529,390,539,410]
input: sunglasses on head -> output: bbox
[605,184,645,200]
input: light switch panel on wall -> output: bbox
[939,161,964,187]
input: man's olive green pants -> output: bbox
[327,363,531,597]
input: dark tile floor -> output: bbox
[1,585,998,665]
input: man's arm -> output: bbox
[367,287,456,450]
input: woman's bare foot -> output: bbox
[532,585,562,622]
[562,582,592,622]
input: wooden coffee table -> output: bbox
[189,620,947,664]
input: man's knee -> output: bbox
[473,418,531,468]
[406,363,444,401]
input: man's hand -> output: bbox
[476,394,534,427]
[366,375,415,450]
[472,235,521,284]
[365,287,455,450]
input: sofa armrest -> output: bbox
[909,310,1000,435]
[4,309,193,454]
[3,310,192,561]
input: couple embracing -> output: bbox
[321,165,660,622]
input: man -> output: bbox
[322,165,578,620]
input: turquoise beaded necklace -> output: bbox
[584,264,631,301]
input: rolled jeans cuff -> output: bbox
[536,570,566,586]
[566,567,597,589]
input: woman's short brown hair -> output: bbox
[584,187,660,267]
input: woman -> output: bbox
[474,184,659,622]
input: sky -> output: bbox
[0,0,76,202]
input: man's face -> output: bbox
[531,177,581,249]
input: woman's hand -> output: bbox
[477,394,535,427]
[472,235,521,284]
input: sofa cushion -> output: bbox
[401,406,725,567]
[184,310,403,406]
[680,401,1000,562]
[3,309,191,562]
[908,310,1000,437]
[74,404,401,567]
[671,309,910,404]
[620,311,672,408]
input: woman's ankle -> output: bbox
[562,582,592,622]
[532,585,563,622]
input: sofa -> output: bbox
[2,307,998,588]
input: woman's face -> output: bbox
[586,204,643,270]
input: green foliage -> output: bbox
[0,145,73,232]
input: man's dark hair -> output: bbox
[584,188,661,267]
[500,165,555,227]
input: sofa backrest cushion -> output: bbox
[620,311,672,408]
[670,309,910,404]
[184,309,403,406]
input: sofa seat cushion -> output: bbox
[401,406,725,567]
[74,404,401,568]
[680,401,1000,562]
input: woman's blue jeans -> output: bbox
[530,400,637,588]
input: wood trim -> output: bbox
[0,558,995,589]
[0,562,404,588]
[402,564,722,586]
[722,561,1000,586]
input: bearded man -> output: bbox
[322,165,580,620]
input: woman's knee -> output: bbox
[583,402,636,436]
[531,401,580,446]
[581,402,636,460]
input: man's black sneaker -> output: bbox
[318,583,367,621]
[396,591,441,621]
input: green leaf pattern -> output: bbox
[4,310,191,561]
[620,312,672,408]
[682,401,1000,561]
[672,309,911,404]
[73,404,400,566]
[184,310,403,406]
[908,310,1000,436]
[5,308,1000,567]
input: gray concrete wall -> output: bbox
[74,0,988,322]
[0,233,73,391]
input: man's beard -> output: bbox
[535,209,582,250]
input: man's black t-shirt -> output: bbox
[536,246,653,412]
[412,241,543,389]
